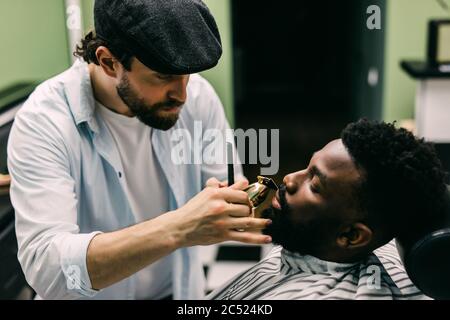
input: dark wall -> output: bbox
[232,0,386,118]
[231,0,386,182]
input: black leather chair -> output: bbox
[0,83,37,299]
[396,186,450,300]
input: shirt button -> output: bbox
[118,172,122,178]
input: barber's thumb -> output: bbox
[230,178,249,190]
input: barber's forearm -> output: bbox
[86,211,182,290]
[86,181,271,290]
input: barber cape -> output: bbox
[207,241,429,300]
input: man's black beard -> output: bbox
[261,184,326,255]
[116,74,183,131]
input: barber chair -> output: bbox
[0,82,36,299]
[396,186,450,300]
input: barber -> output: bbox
[7,0,271,300]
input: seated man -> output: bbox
[208,119,448,300]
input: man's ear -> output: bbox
[336,223,373,249]
[95,46,120,78]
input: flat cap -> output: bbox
[94,0,222,75]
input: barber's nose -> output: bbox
[283,169,306,194]
[168,75,189,103]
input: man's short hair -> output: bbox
[74,30,134,71]
[341,119,448,244]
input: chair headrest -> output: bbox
[395,187,450,300]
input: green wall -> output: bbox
[81,0,235,125]
[383,0,449,121]
[0,0,234,125]
[3,0,448,126]
[81,0,94,32]
[0,0,70,90]
[201,0,235,126]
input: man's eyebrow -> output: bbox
[311,165,328,188]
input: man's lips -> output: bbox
[272,190,282,210]
[161,105,182,113]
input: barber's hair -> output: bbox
[341,119,448,244]
[73,30,134,71]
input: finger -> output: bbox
[0,174,11,187]
[229,179,249,191]
[241,228,264,234]
[227,217,272,230]
[224,203,252,217]
[205,177,221,188]
[205,178,229,189]
[228,230,272,245]
[219,188,251,205]
[219,180,228,188]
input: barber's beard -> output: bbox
[261,185,327,255]
[116,74,183,131]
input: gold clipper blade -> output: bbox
[244,176,278,208]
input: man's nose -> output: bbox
[283,169,307,194]
[168,75,189,103]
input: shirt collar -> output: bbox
[63,59,99,133]
[280,248,359,274]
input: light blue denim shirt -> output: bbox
[7,60,242,300]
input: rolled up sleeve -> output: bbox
[7,109,101,299]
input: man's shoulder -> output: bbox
[11,69,82,149]
[374,240,405,268]
[372,241,431,299]
[184,74,222,116]
[15,68,78,128]
[18,72,70,115]
[187,73,216,96]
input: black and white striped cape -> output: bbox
[206,241,428,300]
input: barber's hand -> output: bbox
[0,174,11,196]
[205,177,228,188]
[172,179,272,247]
[206,178,262,222]
[205,177,249,189]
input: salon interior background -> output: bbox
[0,0,448,183]
[1,0,450,300]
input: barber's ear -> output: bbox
[336,223,372,249]
[95,46,120,78]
